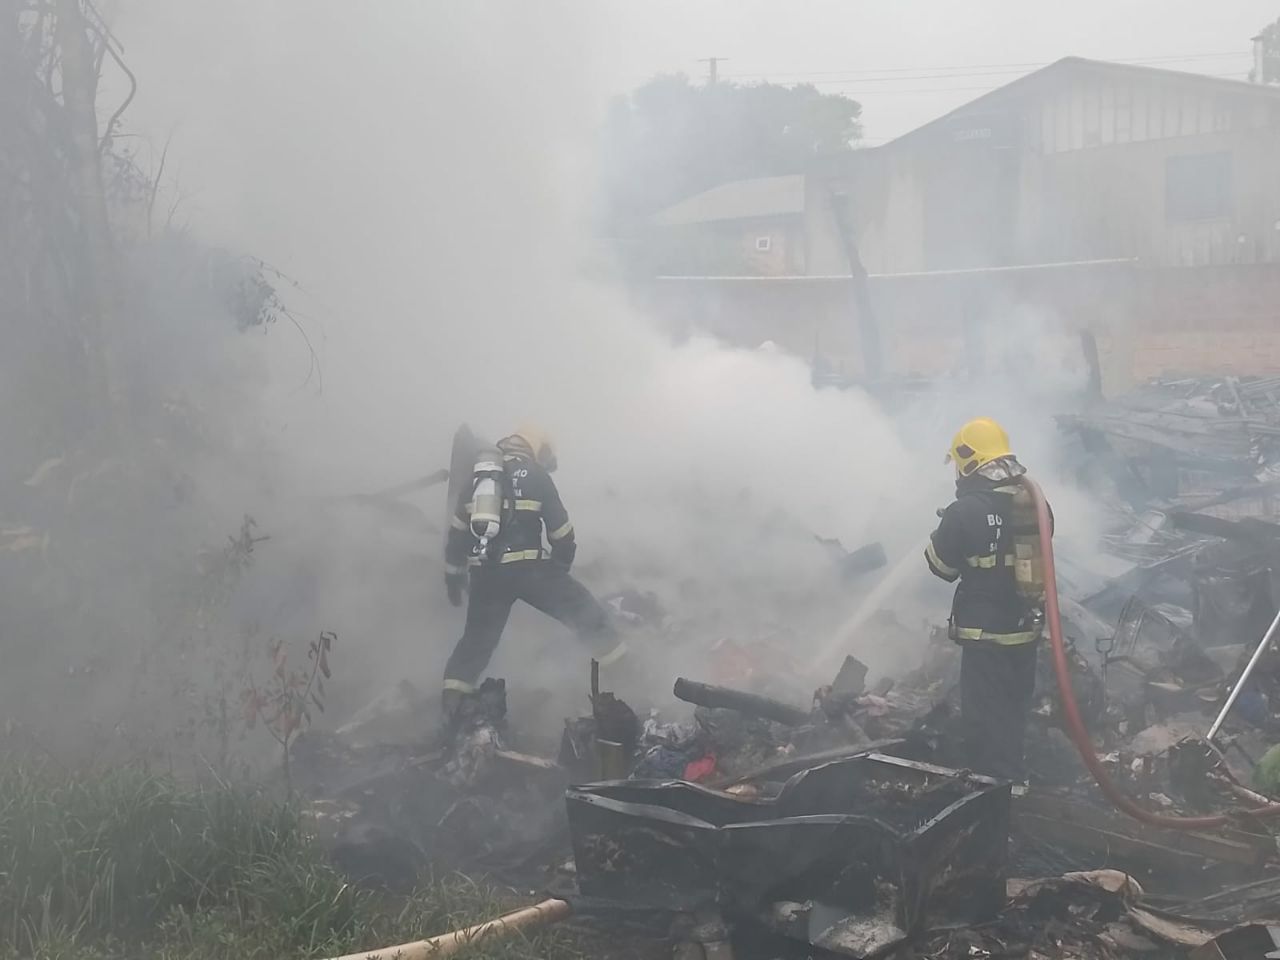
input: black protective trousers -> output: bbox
[443,560,620,688]
[959,640,1039,781]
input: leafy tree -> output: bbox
[599,74,862,232]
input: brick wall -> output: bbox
[1122,265,1280,380]
[644,262,1280,388]
[1127,331,1280,380]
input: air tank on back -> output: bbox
[469,445,506,549]
[1010,483,1046,603]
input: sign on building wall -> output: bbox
[944,110,1019,149]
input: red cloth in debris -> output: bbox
[683,754,717,781]
[709,637,796,689]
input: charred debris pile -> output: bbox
[298,659,1280,957]
[297,640,1280,959]
[296,376,1280,960]
[1054,375,1280,796]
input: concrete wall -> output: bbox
[1031,72,1275,155]
[820,71,1280,276]
[804,152,930,277]
[1021,125,1280,267]
[648,216,805,277]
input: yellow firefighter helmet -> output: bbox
[947,417,1012,477]
[513,423,558,473]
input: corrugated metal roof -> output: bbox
[651,174,805,226]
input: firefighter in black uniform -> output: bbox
[925,418,1051,781]
[441,426,626,717]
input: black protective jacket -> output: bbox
[445,437,576,574]
[925,470,1051,645]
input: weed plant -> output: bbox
[0,764,580,960]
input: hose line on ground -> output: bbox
[1022,474,1280,830]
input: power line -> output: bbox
[797,58,1251,86]
[723,51,1250,80]
[831,83,1049,97]
[804,68,1106,86]
[721,50,1251,83]
[820,71,1252,98]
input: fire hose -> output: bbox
[1023,474,1280,830]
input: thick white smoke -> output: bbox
[93,0,1101,736]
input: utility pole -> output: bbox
[827,189,884,383]
[697,57,727,85]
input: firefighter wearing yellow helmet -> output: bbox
[925,417,1052,781]
[441,425,625,720]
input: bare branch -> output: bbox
[84,9,135,153]
[146,131,171,239]
[164,187,185,231]
[240,256,324,392]
[279,304,323,394]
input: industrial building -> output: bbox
[645,57,1280,388]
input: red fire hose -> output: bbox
[1023,474,1280,829]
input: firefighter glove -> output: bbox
[445,572,466,607]
[550,540,577,572]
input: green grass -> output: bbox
[0,764,581,960]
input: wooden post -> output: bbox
[827,189,884,382]
[323,898,572,960]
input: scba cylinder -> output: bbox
[469,447,505,544]
[1010,483,1045,602]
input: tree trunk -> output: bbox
[55,0,127,445]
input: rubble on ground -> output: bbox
[295,380,1280,954]
[294,609,1280,956]
[1058,375,1280,495]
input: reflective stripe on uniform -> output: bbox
[444,562,467,575]
[450,515,469,531]
[467,549,544,567]
[965,554,999,569]
[953,626,1038,646]
[548,520,574,542]
[925,541,959,578]
[513,499,542,512]
[499,549,543,563]
[597,642,628,667]
[443,678,476,693]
